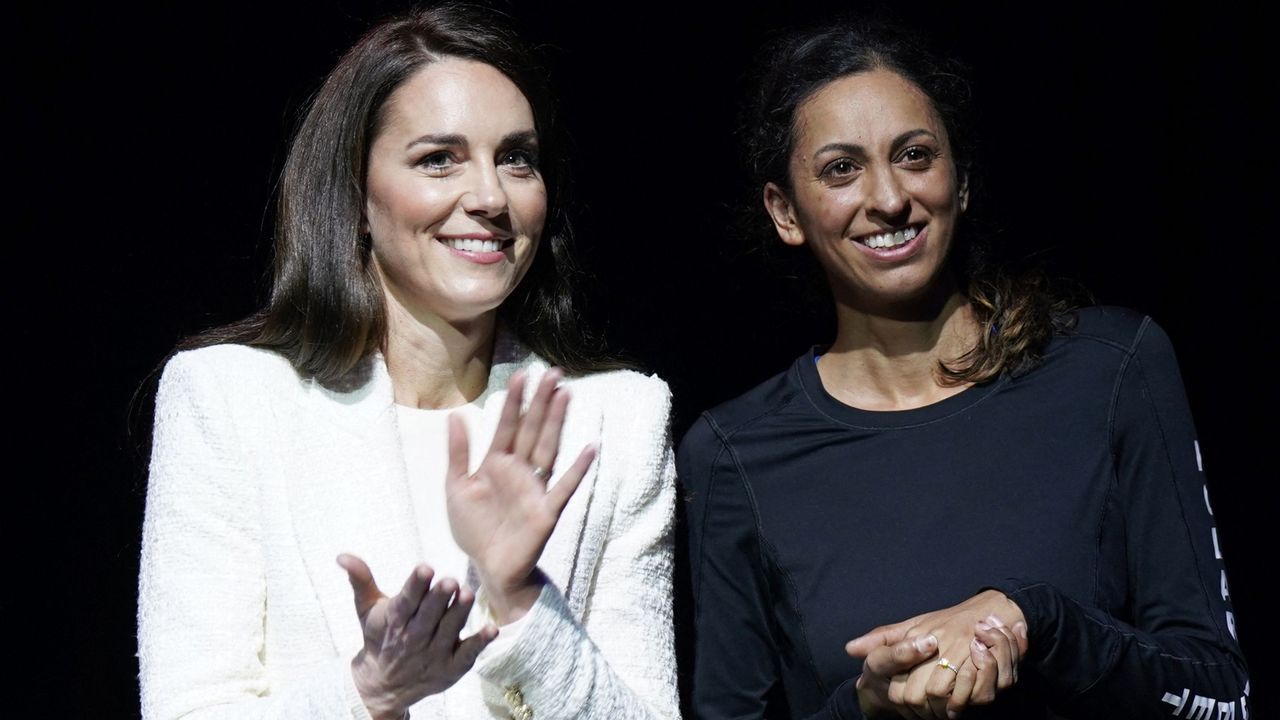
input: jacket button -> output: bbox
[504,686,533,720]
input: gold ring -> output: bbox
[531,466,550,481]
[937,657,960,676]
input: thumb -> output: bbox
[337,553,383,620]
[860,633,939,678]
[846,619,914,657]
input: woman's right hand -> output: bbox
[337,554,499,720]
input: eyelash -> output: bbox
[502,148,539,175]
[820,158,861,179]
[416,151,456,173]
[898,146,937,166]
[414,149,539,176]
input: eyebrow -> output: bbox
[406,133,466,150]
[405,129,539,151]
[812,129,939,158]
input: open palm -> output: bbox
[446,369,597,618]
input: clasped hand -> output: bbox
[846,590,1029,719]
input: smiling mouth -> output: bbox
[438,237,512,253]
[855,225,921,249]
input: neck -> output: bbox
[382,293,496,410]
[819,279,980,411]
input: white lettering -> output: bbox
[1218,702,1236,719]
[1213,528,1222,559]
[1204,484,1213,514]
[1221,570,1230,601]
[1195,440,1203,472]
[1188,696,1217,720]
[1164,689,1190,715]
[1242,694,1249,719]
[1227,611,1237,640]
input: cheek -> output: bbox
[366,177,455,234]
[512,182,548,235]
[909,172,961,214]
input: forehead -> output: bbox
[377,58,535,140]
[792,69,945,152]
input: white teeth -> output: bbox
[444,238,502,253]
[860,227,918,249]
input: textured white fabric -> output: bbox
[397,403,481,586]
[137,339,679,720]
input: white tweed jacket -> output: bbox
[137,337,679,720]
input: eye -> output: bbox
[820,158,861,180]
[501,147,539,177]
[415,150,456,174]
[897,145,938,168]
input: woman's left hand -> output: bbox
[846,590,1028,719]
[446,368,598,625]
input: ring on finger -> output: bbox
[531,466,550,481]
[936,657,960,676]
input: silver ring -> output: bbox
[531,466,550,481]
[937,657,960,676]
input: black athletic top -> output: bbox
[679,307,1250,719]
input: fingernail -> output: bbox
[1014,622,1028,640]
[971,637,987,669]
[985,614,1005,628]
[947,712,958,720]
[913,634,938,653]
[976,621,992,632]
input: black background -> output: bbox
[18,1,1267,716]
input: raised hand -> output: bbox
[846,590,1028,719]
[338,554,498,720]
[446,368,597,624]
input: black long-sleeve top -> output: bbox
[679,307,1249,719]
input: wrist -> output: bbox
[350,652,406,720]
[479,569,546,625]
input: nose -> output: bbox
[460,162,508,218]
[863,164,909,220]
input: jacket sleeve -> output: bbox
[137,351,377,720]
[472,373,680,720]
[992,317,1250,719]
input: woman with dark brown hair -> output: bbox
[137,6,678,719]
[680,19,1249,720]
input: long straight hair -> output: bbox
[182,4,617,384]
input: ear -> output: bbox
[763,182,806,247]
[958,171,970,214]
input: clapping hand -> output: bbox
[339,555,498,720]
[446,368,598,624]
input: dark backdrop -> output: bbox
[18,1,1267,716]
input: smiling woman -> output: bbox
[681,18,1251,720]
[136,6,679,720]
[365,60,547,327]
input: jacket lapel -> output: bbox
[282,353,423,656]
[283,334,605,653]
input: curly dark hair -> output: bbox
[743,19,1077,382]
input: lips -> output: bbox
[439,237,508,253]
[436,234,514,265]
[850,224,928,261]
[854,224,921,249]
